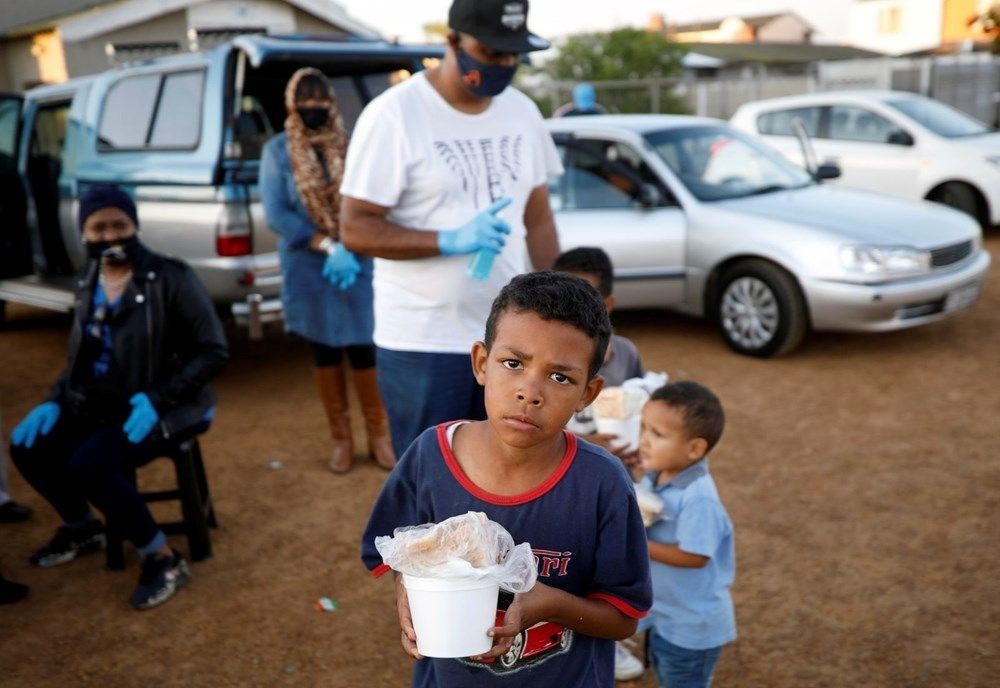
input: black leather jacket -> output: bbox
[47,244,229,440]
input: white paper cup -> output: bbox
[594,415,641,452]
[402,575,500,658]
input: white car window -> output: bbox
[827,105,900,144]
[886,98,989,138]
[757,106,821,137]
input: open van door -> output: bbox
[0,93,31,279]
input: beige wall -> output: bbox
[292,8,348,37]
[757,15,813,43]
[0,36,46,92]
[61,11,189,78]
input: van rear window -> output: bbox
[98,70,205,152]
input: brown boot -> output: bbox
[314,366,354,473]
[352,367,396,470]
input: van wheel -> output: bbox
[715,260,807,357]
[927,183,984,227]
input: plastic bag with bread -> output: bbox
[374,511,538,592]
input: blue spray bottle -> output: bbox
[468,198,512,281]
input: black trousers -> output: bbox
[10,414,208,549]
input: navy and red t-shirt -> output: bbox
[361,422,652,687]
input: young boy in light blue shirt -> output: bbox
[637,381,736,688]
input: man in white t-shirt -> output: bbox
[340,0,562,456]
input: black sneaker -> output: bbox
[130,549,190,610]
[29,521,106,567]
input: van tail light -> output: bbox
[217,234,252,256]
[216,203,253,257]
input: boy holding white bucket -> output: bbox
[361,272,652,686]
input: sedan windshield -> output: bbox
[644,125,813,202]
[886,97,990,138]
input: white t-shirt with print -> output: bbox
[340,72,563,354]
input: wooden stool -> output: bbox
[105,438,217,571]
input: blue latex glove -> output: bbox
[321,242,361,291]
[11,402,61,448]
[123,393,159,444]
[437,198,512,256]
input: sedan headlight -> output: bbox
[840,245,931,278]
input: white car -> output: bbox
[546,115,990,357]
[730,91,1000,229]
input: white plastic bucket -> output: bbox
[402,574,500,658]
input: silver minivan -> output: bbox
[0,35,439,336]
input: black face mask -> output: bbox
[297,107,330,129]
[86,235,140,265]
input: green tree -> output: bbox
[538,28,687,115]
[543,28,685,81]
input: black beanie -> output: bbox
[78,183,139,230]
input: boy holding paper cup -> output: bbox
[362,272,652,687]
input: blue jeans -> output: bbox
[648,630,723,688]
[375,348,486,456]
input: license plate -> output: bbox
[944,282,980,312]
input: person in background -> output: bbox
[552,246,646,681]
[638,381,736,688]
[554,248,644,456]
[553,82,608,117]
[340,0,562,457]
[9,184,228,610]
[260,67,395,474]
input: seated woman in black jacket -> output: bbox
[9,184,228,610]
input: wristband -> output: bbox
[318,236,336,255]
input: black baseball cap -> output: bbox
[448,0,550,53]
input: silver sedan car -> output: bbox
[546,115,991,357]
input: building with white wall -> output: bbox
[0,0,380,92]
[848,0,994,55]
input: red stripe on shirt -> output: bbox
[436,422,578,505]
[371,563,390,578]
[587,592,649,619]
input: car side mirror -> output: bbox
[637,183,662,208]
[887,130,914,146]
[814,163,841,181]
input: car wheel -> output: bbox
[928,183,983,227]
[716,260,807,358]
[497,632,525,670]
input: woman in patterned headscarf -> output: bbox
[260,67,395,474]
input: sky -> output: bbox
[337,0,855,45]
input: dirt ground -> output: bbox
[1,236,998,688]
